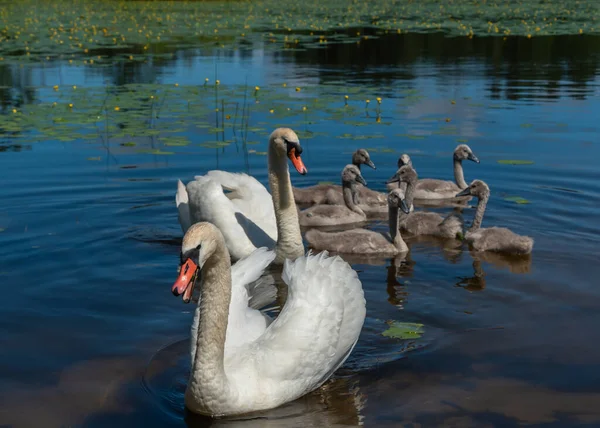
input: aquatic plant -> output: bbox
[0,0,597,64]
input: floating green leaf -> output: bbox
[138,149,174,155]
[162,136,191,146]
[396,134,426,140]
[504,196,531,204]
[382,321,424,340]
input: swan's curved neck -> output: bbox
[471,191,489,231]
[403,178,416,208]
[343,182,365,216]
[454,158,467,189]
[388,205,408,252]
[399,181,408,194]
[186,240,231,413]
[268,146,304,264]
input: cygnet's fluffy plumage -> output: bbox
[293,149,386,206]
[387,145,480,200]
[456,180,534,255]
[393,165,463,239]
[298,165,367,227]
[305,188,411,255]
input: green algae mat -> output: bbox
[0,0,598,64]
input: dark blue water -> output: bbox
[1,33,600,427]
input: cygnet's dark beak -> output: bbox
[400,199,411,214]
[468,153,480,163]
[356,175,367,186]
[365,159,376,170]
[455,188,472,197]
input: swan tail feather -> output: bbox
[228,248,277,341]
[176,179,192,233]
[203,170,255,199]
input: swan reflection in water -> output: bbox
[456,251,533,291]
[183,376,367,427]
[143,336,367,428]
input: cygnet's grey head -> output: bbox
[352,149,376,169]
[397,153,412,168]
[387,164,418,185]
[387,188,411,214]
[454,144,479,163]
[455,179,490,198]
[341,164,367,186]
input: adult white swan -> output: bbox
[176,128,307,263]
[171,222,366,416]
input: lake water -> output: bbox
[1,30,600,427]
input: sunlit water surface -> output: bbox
[1,33,600,427]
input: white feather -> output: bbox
[190,248,277,362]
[212,250,366,415]
[178,172,277,261]
[176,179,192,233]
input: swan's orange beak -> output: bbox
[172,258,198,304]
[288,148,307,175]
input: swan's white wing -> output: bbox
[184,176,275,260]
[191,248,276,361]
[232,252,365,402]
[227,248,277,349]
[203,171,277,241]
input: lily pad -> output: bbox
[504,196,531,204]
[138,149,174,155]
[396,134,426,140]
[381,321,424,340]
[497,160,534,165]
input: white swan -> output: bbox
[305,188,411,255]
[171,222,366,416]
[176,128,307,263]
